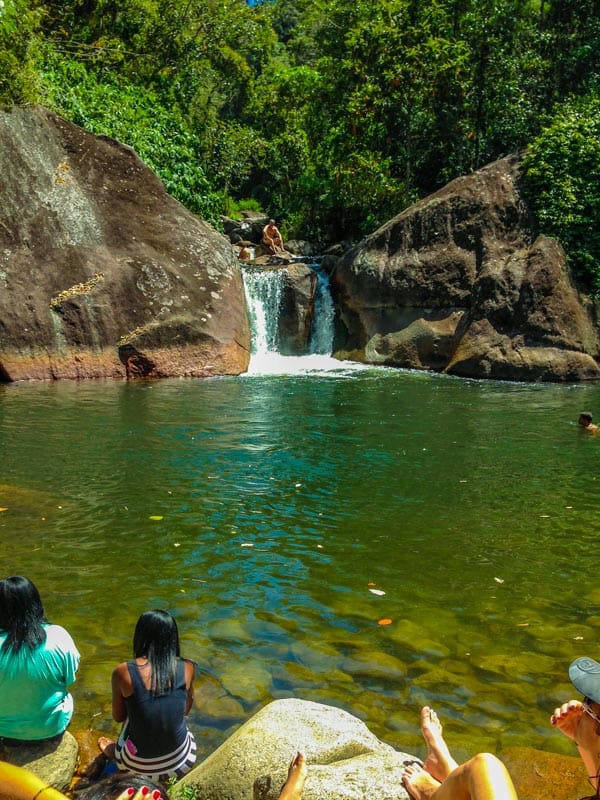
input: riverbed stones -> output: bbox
[0,105,250,381]
[179,698,415,800]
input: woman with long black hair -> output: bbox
[0,575,80,744]
[99,610,196,782]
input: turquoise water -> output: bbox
[1,367,599,764]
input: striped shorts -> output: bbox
[114,726,197,782]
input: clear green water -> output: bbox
[1,368,599,764]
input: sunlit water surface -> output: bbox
[1,367,600,764]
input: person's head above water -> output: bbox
[579,412,594,426]
[0,575,47,654]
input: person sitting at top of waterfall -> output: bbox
[578,411,600,432]
[262,219,285,254]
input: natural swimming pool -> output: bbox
[1,367,599,763]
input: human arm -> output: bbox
[184,658,195,715]
[111,662,130,723]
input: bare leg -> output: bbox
[279,752,307,800]
[403,754,518,800]
[420,706,459,782]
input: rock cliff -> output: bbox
[332,154,600,382]
[0,106,250,381]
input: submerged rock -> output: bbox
[0,106,250,381]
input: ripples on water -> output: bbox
[1,368,600,762]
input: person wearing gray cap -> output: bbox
[551,656,600,796]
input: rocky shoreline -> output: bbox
[1,699,589,800]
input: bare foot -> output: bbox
[402,763,441,800]
[97,736,116,759]
[279,752,307,800]
[420,706,458,783]
[551,700,584,742]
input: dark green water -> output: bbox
[1,368,599,764]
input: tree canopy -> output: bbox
[1,0,599,280]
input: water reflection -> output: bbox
[1,372,599,762]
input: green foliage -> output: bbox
[38,47,223,224]
[6,0,600,246]
[166,777,201,800]
[224,196,264,218]
[0,0,41,104]
[524,92,600,290]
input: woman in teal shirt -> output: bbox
[0,575,80,743]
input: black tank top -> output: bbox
[123,658,188,758]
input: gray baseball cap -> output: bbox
[569,656,600,703]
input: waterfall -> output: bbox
[243,269,284,355]
[241,262,361,375]
[310,268,335,355]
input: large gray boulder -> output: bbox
[179,699,415,800]
[332,154,600,382]
[0,106,250,381]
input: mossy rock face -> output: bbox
[499,746,588,800]
[0,731,78,792]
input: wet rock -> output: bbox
[499,746,588,800]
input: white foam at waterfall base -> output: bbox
[245,351,367,376]
[242,265,368,376]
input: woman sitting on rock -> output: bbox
[0,575,80,745]
[99,609,197,783]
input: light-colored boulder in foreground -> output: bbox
[179,699,414,800]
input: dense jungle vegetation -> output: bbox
[1,0,599,283]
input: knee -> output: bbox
[468,752,504,772]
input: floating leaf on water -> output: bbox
[369,588,386,596]
[174,543,181,547]
[574,635,584,640]
[517,622,529,627]
[149,515,163,520]
[368,582,376,587]
[317,544,323,549]
[0,507,8,512]
[241,542,254,547]
[378,618,393,626]
[494,577,505,584]
[295,483,302,488]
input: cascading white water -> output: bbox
[241,263,363,375]
[243,269,284,355]
[310,269,335,355]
